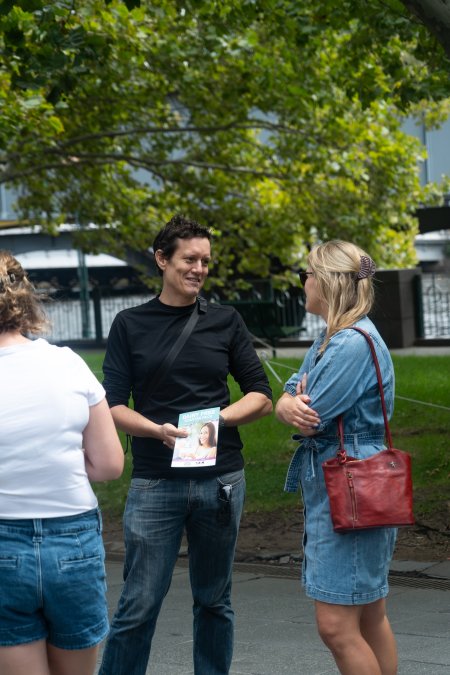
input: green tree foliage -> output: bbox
[1,0,450,291]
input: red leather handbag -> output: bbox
[322,327,415,533]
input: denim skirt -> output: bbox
[0,508,109,648]
[286,435,397,605]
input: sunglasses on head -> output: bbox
[298,269,313,287]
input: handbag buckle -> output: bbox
[337,450,347,464]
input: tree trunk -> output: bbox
[400,0,450,59]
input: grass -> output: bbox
[389,356,450,517]
[78,351,450,518]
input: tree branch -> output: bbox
[400,0,450,59]
[0,150,287,184]
[50,119,306,149]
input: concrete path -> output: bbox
[97,344,450,673]
[96,556,450,675]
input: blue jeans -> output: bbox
[0,508,108,648]
[99,470,245,675]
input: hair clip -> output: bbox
[356,255,376,280]
[0,273,18,291]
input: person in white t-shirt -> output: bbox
[0,250,124,675]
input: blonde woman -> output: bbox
[276,241,397,675]
[0,251,124,675]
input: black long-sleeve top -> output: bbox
[103,297,272,479]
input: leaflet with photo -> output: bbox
[172,407,220,468]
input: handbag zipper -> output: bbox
[346,471,357,524]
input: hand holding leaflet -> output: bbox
[172,407,220,467]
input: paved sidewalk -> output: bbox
[97,344,450,673]
[97,553,450,675]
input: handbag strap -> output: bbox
[137,296,207,407]
[337,326,393,459]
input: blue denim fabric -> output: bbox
[283,318,397,605]
[284,316,394,446]
[286,434,397,604]
[99,470,245,675]
[0,508,108,648]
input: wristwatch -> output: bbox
[218,414,226,429]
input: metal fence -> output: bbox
[42,288,154,343]
[418,273,450,339]
[40,274,449,345]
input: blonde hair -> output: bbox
[308,240,375,352]
[0,250,49,335]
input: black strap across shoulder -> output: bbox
[137,296,207,407]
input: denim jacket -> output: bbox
[283,316,394,491]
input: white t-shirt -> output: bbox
[0,339,105,518]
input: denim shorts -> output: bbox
[0,508,109,648]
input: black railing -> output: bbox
[40,274,449,347]
[419,274,450,339]
[42,286,154,345]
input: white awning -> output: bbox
[15,249,126,269]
